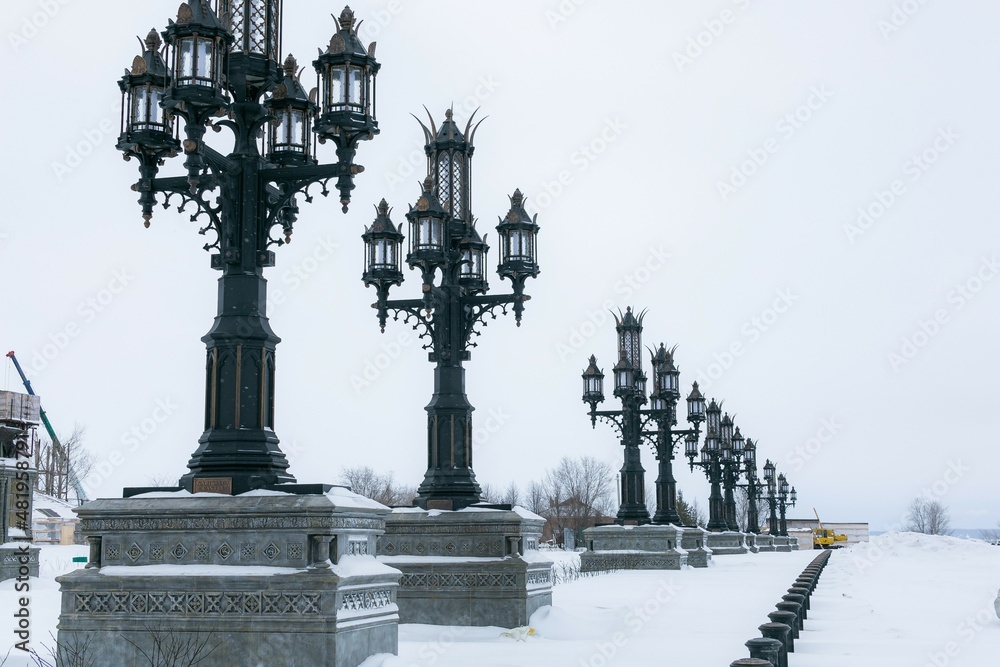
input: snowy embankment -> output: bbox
[3,533,997,666]
[793,532,1000,667]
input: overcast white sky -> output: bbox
[1,1,997,531]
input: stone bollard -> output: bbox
[730,660,771,667]
[746,637,783,666]
[768,610,798,645]
[775,602,803,631]
[782,593,808,620]
[789,586,811,610]
[758,623,791,667]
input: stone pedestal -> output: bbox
[679,526,712,568]
[705,530,749,555]
[772,536,793,552]
[377,506,552,627]
[580,524,688,571]
[746,533,760,554]
[755,534,776,552]
[1,544,39,581]
[57,489,399,667]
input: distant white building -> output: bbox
[32,492,82,545]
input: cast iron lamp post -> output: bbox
[719,417,746,532]
[116,3,381,495]
[581,312,706,525]
[736,436,762,534]
[361,109,540,511]
[777,472,796,536]
[685,398,731,532]
[758,460,795,536]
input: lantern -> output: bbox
[684,433,698,458]
[163,1,231,110]
[217,0,282,77]
[496,189,540,284]
[687,382,706,423]
[457,224,489,294]
[265,54,316,165]
[362,199,404,288]
[612,348,635,397]
[405,176,448,272]
[720,413,734,443]
[313,6,380,140]
[582,355,605,405]
[706,398,721,433]
[118,30,177,155]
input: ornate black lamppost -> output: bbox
[116,3,381,495]
[719,416,745,532]
[685,398,730,532]
[737,436,762,534]
[361,110,540,511]
[582,312,705,525]
[759,460,795,536]
[777,472,796,536]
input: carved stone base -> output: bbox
[377,507,552,627]
[755,534,776,552]
[580,524,688,571]
[0,544,39,581]
[772,536,794,552]
[746,533,760,553]
[679,526,712,568]
[57,491,399,667]
[705,530,749,555]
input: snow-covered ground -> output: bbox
[2,534,998,666]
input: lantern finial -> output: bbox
[145,28,162,52]
[338,6,356,30]
[284,54,298,76]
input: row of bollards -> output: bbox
[729,550,833,667]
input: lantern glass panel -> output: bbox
[460,248,482,278]
[349,67,363,106]
[179,38,195,79]
[196,39,214,82]
[328,66,346,109]
[700,447,709,464]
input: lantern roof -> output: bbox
[583,355,603,377]
[324,6,370,58]
[167,1,229,34]
[364,199,402,237]
[271,54,311,104]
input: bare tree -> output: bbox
[338,466,415,506]
[905,497,952,536]
[540,456,616,543]
[502,481,521,507]
[33,425,93,502]
[735,486,751,532]
[146,474,181,488]
[525,481,547,516]
[479,483,502,504]
[980,523,1000,545]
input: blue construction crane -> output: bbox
[5,351,88,503]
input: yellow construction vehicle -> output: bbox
[812,508,848,549]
